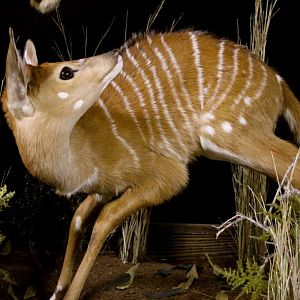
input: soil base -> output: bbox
[1,251,249,300]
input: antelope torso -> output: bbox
[85,30,283,177]
[3,30,286,197]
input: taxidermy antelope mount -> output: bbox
[2,27,300,299]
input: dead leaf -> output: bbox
[116,263,140,290]
[186,264,199,280]
[145,264,198,299]
[174,264,198,291]
[205,253,223,276]
[104,273,130,291]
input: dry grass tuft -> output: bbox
[232,0,278,264]
[119,208,151,264]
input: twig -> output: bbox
[52,9,72,60]
[93,17,115,56]
[146,0,166,33]
[124,10,129,44]
[169,13,183,32]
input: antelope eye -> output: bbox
[59,66,77,80]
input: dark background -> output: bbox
[0,0,299,231]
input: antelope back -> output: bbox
[97,31,284,162]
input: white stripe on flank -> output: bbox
[98,98,140,168]
[119,70,154,143]
[189,32,205,109]
[253,64,268,100]
[149,44,188,156]
[207,40,225,106]
[236,62,268,121]
[125,48,155,147]
[160,34,196,118]
[147,35,153,44]
[231,53,254,109]
[111,80,147,144]
[135,44,183,161]
[153,46,195,145]
[210,47,240,112]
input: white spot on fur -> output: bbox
[202,125,215,136]
[57,92,69,99]
[239,116,247,125]
[244,96,252,106]
[222,122,232,133]
[73,99,84,110]
[49,295,56,300]
[75,216,82,231]
[201,112,215,122]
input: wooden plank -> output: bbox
[147,223,237,266]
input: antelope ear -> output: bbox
[6,28,34,119]
[24,39,38,66]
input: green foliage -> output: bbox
[0,185,14,212]
[0,268,15,285]
[0,185,15,298]
[0,172,75,254]
[220,259,268,300]
[0,185,14,245]
[217,188,300,300]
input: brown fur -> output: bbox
[2,30,300,299]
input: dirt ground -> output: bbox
[1,251,248,300]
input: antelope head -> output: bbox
[4,28,123,129]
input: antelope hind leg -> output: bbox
[205,132,300,189]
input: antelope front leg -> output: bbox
[50,194,106,300]
[62,157,188,300]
